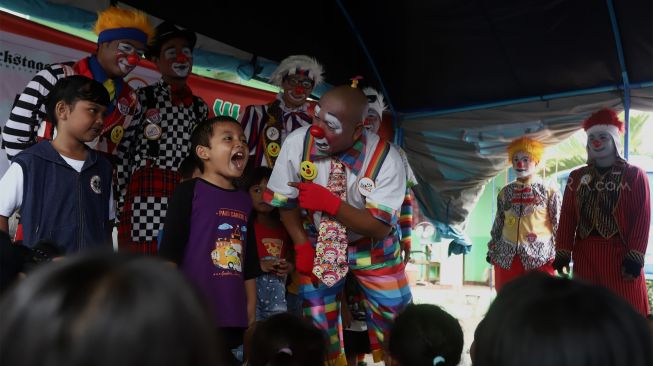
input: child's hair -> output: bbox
[0,252,221,366]
[248,312,327,366]
[244,166,273,190]
[177,155,198,181]
[244,166,279,220]
[45,75,110,126]
[388,304,463,366]
[473,272,653,366]
[190,115,241,173]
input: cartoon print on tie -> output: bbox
[313,221,348,285]
[211,223,244,273]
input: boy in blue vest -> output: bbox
[0,76,114,253]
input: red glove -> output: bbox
[293,182,342,216]
[294,240,316,277]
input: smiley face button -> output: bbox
[267,142,280,157]
[300,160,318,181]
[110,125,124,144]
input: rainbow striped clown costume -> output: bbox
[264,126,413,365]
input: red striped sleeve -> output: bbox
[556,169,580,252]
[620,166,650,254]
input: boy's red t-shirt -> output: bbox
[254,219,290,259]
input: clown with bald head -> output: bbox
[264,84,412,364]
[487,137,561,291]
[556,108,650,316]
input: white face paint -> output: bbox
[324,112,343,134]
[282,74,314,108]
[512,151,537,178]
[312,105,330,151]
[587,131,616,162]
[164,47,192,77]
[364,109,381,133]
[116,42,143,75]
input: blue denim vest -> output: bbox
[13,141,112,253]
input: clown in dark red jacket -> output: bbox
[555,108,650,316]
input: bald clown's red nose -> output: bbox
[294,86,305,94]
[310,126,325,139]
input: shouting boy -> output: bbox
[160,116,260,365]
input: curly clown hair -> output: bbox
[362,87,387,118]
[94,7,155,45]
[269,55,324,87]
[507,137,544,164]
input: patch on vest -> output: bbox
[90,175,102,194]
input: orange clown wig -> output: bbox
[94,7,155,45]
[507,137,544,164]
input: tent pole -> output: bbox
[335,0,402,145]
[606,0,631,160]
[401,81,653,121]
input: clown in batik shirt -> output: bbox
[488,137,561,291]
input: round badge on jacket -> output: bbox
[90,175,102,194]
[117,97,131,115]
[145,108,161,124]
[144,123,162,140]
[358,177,375,196]
[265,126,280,141]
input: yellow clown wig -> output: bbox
[94,7,155,45]
[507,137,544,164]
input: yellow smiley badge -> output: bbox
[506,216,517,227]
[110,125,124,144]
[300,160,318,181]
[267,142,280,157]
